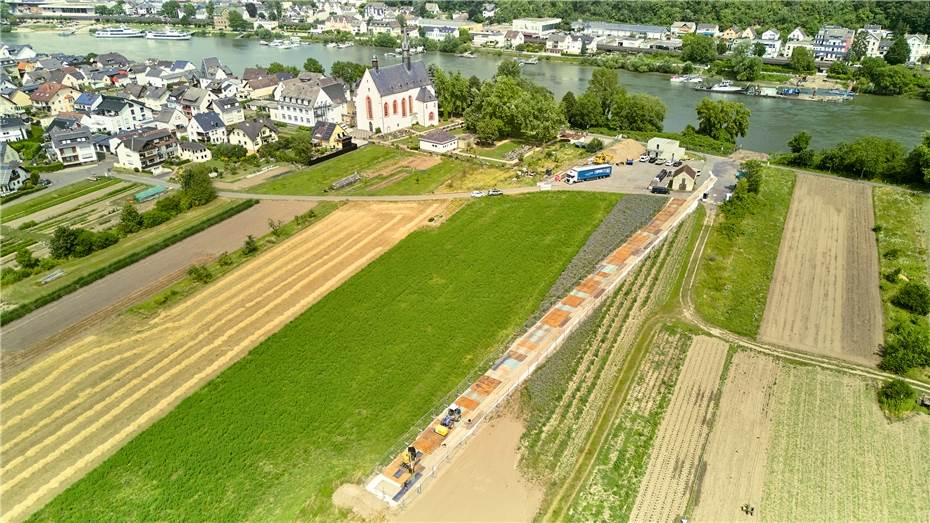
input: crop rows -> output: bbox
[520,212,695,491]
[30,192,619,522]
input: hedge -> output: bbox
[1,185,46,204]
[24,162,65,174]
[0,199,259,325]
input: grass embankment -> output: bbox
[0,178,121,222]
[592,129,737,157]
[33,192,620,522]
[693,167,796,336]
[0,198,255,324]
[474,139,523,160]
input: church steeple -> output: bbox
[402,26,411,71]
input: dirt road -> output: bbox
[759,174,883,364]
[1,200,315,359]
[0,201,441,523]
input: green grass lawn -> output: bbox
[362,158,488,195]
[0,178,121,222]
[33,191,620,522]
[2,198,244,308]
[249,145,411,195]
[693,167,796,337]
[474,140,523,160]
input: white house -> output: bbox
[187,112,227,144]
[646,137,684,161]
[695,23,718,37]
[178,140,212,162]
[115,128,179,170]
[546,33,582,55]
[0,116,29,143]
[419,129,457,153]
[49,127,97,166]
[670,22,696,35]
[512,17,560,36]
[906,33,930,63]
[0,143,28,195]
[85,96,154,134]
[787,27,808,41]
[210,96,244,125]
[504,30,525,48]
[270,74,349,128]
[227,118,278,153]
[354,45,438,134]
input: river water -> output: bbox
[7,32,929,153]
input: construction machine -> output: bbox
[401,446,420,474]
[593,152,614,165]
[434,407,463,436]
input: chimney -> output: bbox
[371,55,379,71]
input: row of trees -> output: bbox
[829,57,930,97]
[559,68,665,132]
[782,131,930,186]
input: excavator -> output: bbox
[401,446,420,474]
[433,407,462,437]
[593,151,614,165]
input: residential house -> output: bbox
[187,111,227,144]
[482,3,496,19]
[577,21,668,40]
[95,52,130,69]
[646,137,684,161]
[369,20,404,36]
[211,97,244,125]
[695,24,719,37]
[858,29,885,58]
[472,31,506,47]
[241,76,280,101]
[906,34,930,63]
[153,106,189,133]
[365,1,387,20]
[271,73,348,128]
[669,165,697,192]
[3,89,32,111]
[0,116,29,142]
[782,39,814,58]
[787,27,808,42]
[546,33,582,55]
[201,57,233,80]
[754,29,783,58]
[227,118,278,153]
[49,126,97,165]
[29,82,80,113]
[419,129,457,153]
[511,17,560,36]
[214,8,230,30]
[670,22,696,35]
[242,67,270,81]
[740,27,759,40]
[0,143,29,195]
[115,128,179,170]
[813,25,855,61]
[73,92,102,112]
[178,140,212,162]
[323,15,367,35]
[0,93,23,116]
[720,26,741,41]
[424,2,440,16]
[85,95,154,134]
[418,18,482,40]
[760,28,781,41]
[310,121,347,148]
[0,44,37,60]
[169,86,214,117]
[504,30,525,48]
[142,86,170,111]
[355,47,438,134]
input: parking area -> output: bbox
[560,157,708,197]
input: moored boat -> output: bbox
[94,27,144,38]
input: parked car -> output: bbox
[488,188,503,196]
[673,160,683,167]
[639,155,649,162]
[650,185,670,194]
[39,179,52,186]
[648,156,658,164]
[470,190,486,198]
[664,159,674,166]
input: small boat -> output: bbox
[58,28,76,36]
[146,28,192,40]
[326,42,338,48]
[518,57,538,65]
[336,42,354,48]
[685,75,704,83]
[94,27,144,38]
[278,42,299,49]
[260,40,271,45]
[455,51,476,58]
[670,75,688,82]
[709,80,742,92]
[384,52,399,58]
[268,39,285,47]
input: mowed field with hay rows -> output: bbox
[29,192,621,522]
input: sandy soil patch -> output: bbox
[730,150,770,162]
[367,155,442,179]
[759,174,883,363]
[0,201,442,523]
[629,336,728,523]
[605,139,645,162]
[692,351,780,521]
[214,165,293,190]
[392,406,542,523]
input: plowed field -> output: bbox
[759,174,882,363]
[0,201,441,523]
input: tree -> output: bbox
[227,10,251,31]
[907,132,930,185]
[206,0,215,16]
[178,167,217,207]
[119,204,144,234]
[848,31,869,62]
[741,160,764,193]
[15,249,39,270]
[266,62,299,76]
[790,47,816,74]
[242,234,259,255]
[877,379,917,416]
[182,3,196,18]
[695,99,751,143]
[610,92,665,132]
[788,131,811,153]
[892,281,930,316]
[330,61,367,85]
[731,42,762,81]
[752,42,767,57]
[827,61,850,77]
[496,59,521,78]
[879,321,930,374]
[870,65,912,95]
[587,67,623,119]
[303,57,324,74]
[585,138,604,153]
[160,0,180,18]
[463,74,563,144]
[573,91,604,129]
[681,34,718,64]
[373,32,398,48]
[884,34,911,65]
[716,40,728,55]
[830,136,907,180]
[560,91,577,126]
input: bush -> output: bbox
[141,209,172,229]
[15,249,39,269]
[242,234,259,255]
[877,379,917,417]
[584,138,604,153]
[879,321,930,374]
[892,281,930,316]
[187,264,214,283]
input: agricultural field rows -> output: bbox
[0,178,121,223]
[1,202,440,523]
[759,174,883,363]
[693,167,795,337]
[30,192,619,522]
[629,336,729,523]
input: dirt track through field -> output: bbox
[759,174,882,363]
[0,201,442,523]
[629,336,728,523]
[692,351,780,521]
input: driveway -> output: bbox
[1,199,315,355]
[6,158,116,206]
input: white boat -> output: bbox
[146,28,192,40]
[455,51,476,58]
[518,56,538,65]
[326,42,338,48]
[384,52,399,58]
[278,42,299,49]
[685,75,704,83]
[336,42,354,48]
[94,27,145,38]
[670,75,688,82]
[268,39,285,47]
[260,40,271,45]
[709,80,743,92]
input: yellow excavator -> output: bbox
[593,152,614,165]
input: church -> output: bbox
[355,35,439,134]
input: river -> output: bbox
[7,31,930,153]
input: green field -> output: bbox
[2,198,245,308]
[693,167,796,337]
[0,178,121,222]
[474,140,523,160]
[872,187,930,326]
[32,192,620,522]
[249,145,411,195]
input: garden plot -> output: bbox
[692,351,780,521]
[761,365,930,521]
[0,202,441,523]
[759,174,883,363]
[629,336,728,523]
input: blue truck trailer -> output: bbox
[565,164,612,184]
